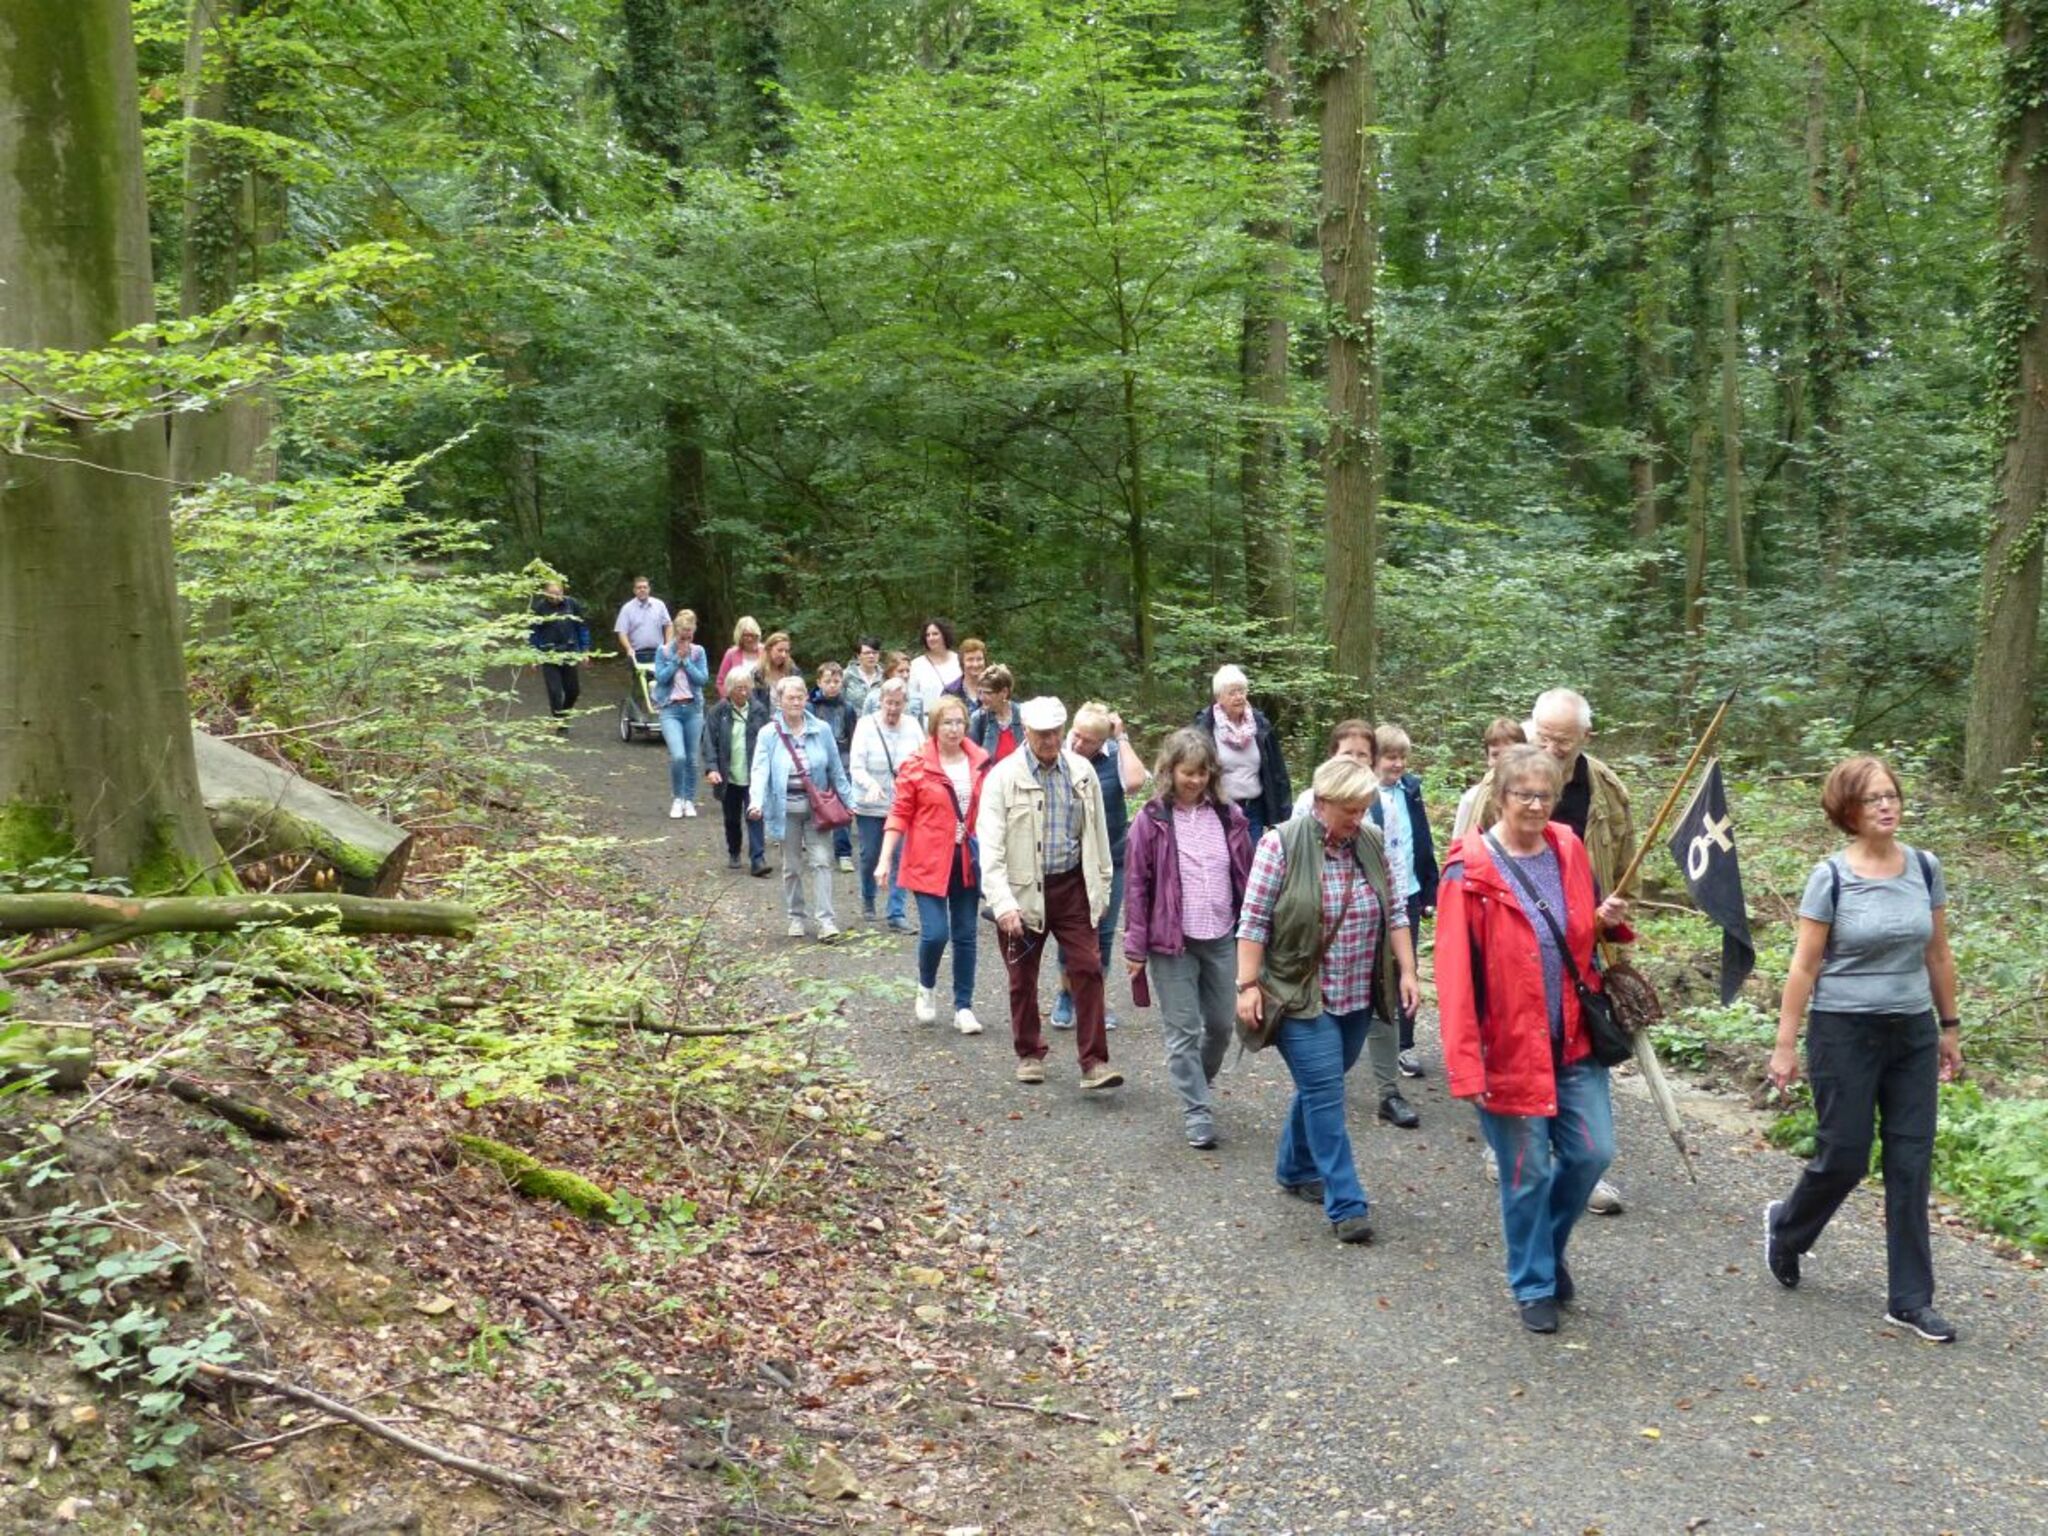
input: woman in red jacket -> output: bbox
[1435,744,1632,1334]
[877,696,990,1036]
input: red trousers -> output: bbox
[1002,867,1109,1070]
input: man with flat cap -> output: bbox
[978,697,1124,1090]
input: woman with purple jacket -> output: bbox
[1125,729,1254,1150]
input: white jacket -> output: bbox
[977,747,1114,931]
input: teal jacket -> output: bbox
[748,712,855,839]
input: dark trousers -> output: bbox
[1774,1009,1940,1312]
[1400,892,1426,1051]
[540,661,580,716]
[1003,867,1108,1070]
[719,781,765,863]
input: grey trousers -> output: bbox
[778,800,837,926]
[1364,1007,1401,1099]
[1150,936,1236,1119]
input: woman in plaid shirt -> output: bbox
[1235,757,1420,1244]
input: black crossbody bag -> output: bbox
[1484,835,1633,1068]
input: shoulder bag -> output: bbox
[1241,856,1357,1054]
[776,723,853,832]
[1484,834,1633,1068]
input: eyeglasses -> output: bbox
[1506,789,1556,807]
[1860,792,1903,808]
[1533,730,1580,750]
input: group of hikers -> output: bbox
[530,581,1967,1344]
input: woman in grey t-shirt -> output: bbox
[1762,755,1963,1343]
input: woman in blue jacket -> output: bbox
[750,676,857,942]
[652,610,710,819]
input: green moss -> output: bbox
[452,1133,619,1222]
[0,803,75,871]
[129,816,238,897]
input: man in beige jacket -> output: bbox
[978,697,1122,1090]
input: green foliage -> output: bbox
[1934,1082,2048,1251]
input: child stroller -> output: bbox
[617,656,663,743]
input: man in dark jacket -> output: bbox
[529,581,589,727]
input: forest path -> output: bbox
[548,679,2048,1536]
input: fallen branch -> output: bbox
[956,1394,1099,1425]
[13,955,380,1000]
[194,1362,568,1505]
[451,1135,617,1221]
[108,1065,304,1141]
[0,892,474,973]
[216,711,380,744]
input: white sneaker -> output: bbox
[914,986,938,1024]
[668,798,685,819]
[816,921,841,944]
[1482,1144,1500,1185]
[953,1008,983,1035]
[787,918,807,939]
[1587,1178,1625,1215]
[681,800,697,818]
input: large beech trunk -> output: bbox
[0,0,229,891]
[1964,1,2048,793]
[1238,0,1297,631]
[1311,0,1379,700]
[190,729,414,896]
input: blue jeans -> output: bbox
[659,703,702,800]
[915,883,979,1011]
[855,815,908,922]
[1273,1008,1371,1222]
[1241,805,1265,847]
[1476,1060,1616,1302]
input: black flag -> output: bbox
[1668,758,1755,1005]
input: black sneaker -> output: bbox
[1278,1180,1325,1204]
[749,859,772,878]
[1397,1049,1426,1080]
[1519,1296,1560,1333]
[1884,1305,1957,1343]
[1377,1092,1420,1129]
[1333,1215,1374,1244]
[1763,1200,1799,1289]
[728,853,742,870]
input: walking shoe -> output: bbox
[786,918,807,940]
[1397,1048,1426,1079]
[1554,1261,1575,1304]
[669,798,686,819]
[1763,1201,1799,1289]
[1015,1058,1046,1084]
[862,905,877,921]
[1049,990,1076,1030]
[1587,1178,1625,1215]
[887,916,915,935]
[1333,1215,1375,1245]
[1078,1063,1124,1091]
[1104,1009,1120,1031]
[728,853,742,870]
[1884,1305,1957,1343]
[816,921,841,944]
[836,856,853,873]
[681,800,697,818]
[1518,1297,1560,1334]
[749,859,772,878]
[952,1008,983,1035]
[1377,1092,1420,1129]
[1278,1180,1325,1204]
[1483,1143,1500,1184]
[1185,1114,1218,1150]
[914,986,938,1024]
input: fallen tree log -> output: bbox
[451,1135,618,1222]
[192,728,413,897]
[0,893,476,972]
[109,1066,303,1141]
[0,1023,95,1091]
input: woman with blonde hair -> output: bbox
[717,616,765,693]
[757,631,801,693]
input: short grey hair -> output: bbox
[1211,664,1249,697]
[1493,744,1564,812]
[1532,688,1593,731]
[878,677,908,698]
[724,667,755,696]
[1312,756,1380,808]
[774,676,808,705]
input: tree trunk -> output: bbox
[1964,0,2048,794]
[190,729,414,896]
[1311,0,1379,700]
[168,0,281,491]
[1239,0,1297,630]
[1121,366,1154,679]
[0,0,231,891]
[664,404,728,647]
[1680,0,1727,633]
[1625,0,1664,545]
[1720,231,1747,590]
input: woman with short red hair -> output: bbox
[1763,755,1963,1343]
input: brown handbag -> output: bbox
[776,723,853,832]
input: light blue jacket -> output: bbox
[748,711,855,839]
[651,642,709,709]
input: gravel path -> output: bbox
[561,697,2048,1536]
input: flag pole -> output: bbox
[1609,687,1739,901]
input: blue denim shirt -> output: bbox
[652,643,709,707]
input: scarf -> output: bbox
[1216,706,1257,753]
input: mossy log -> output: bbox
[0,1023,95,1092]
[451,1134,618,1222]
[111,1066,303,1140]
[191,730,413,897]
[0,892,476,973]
